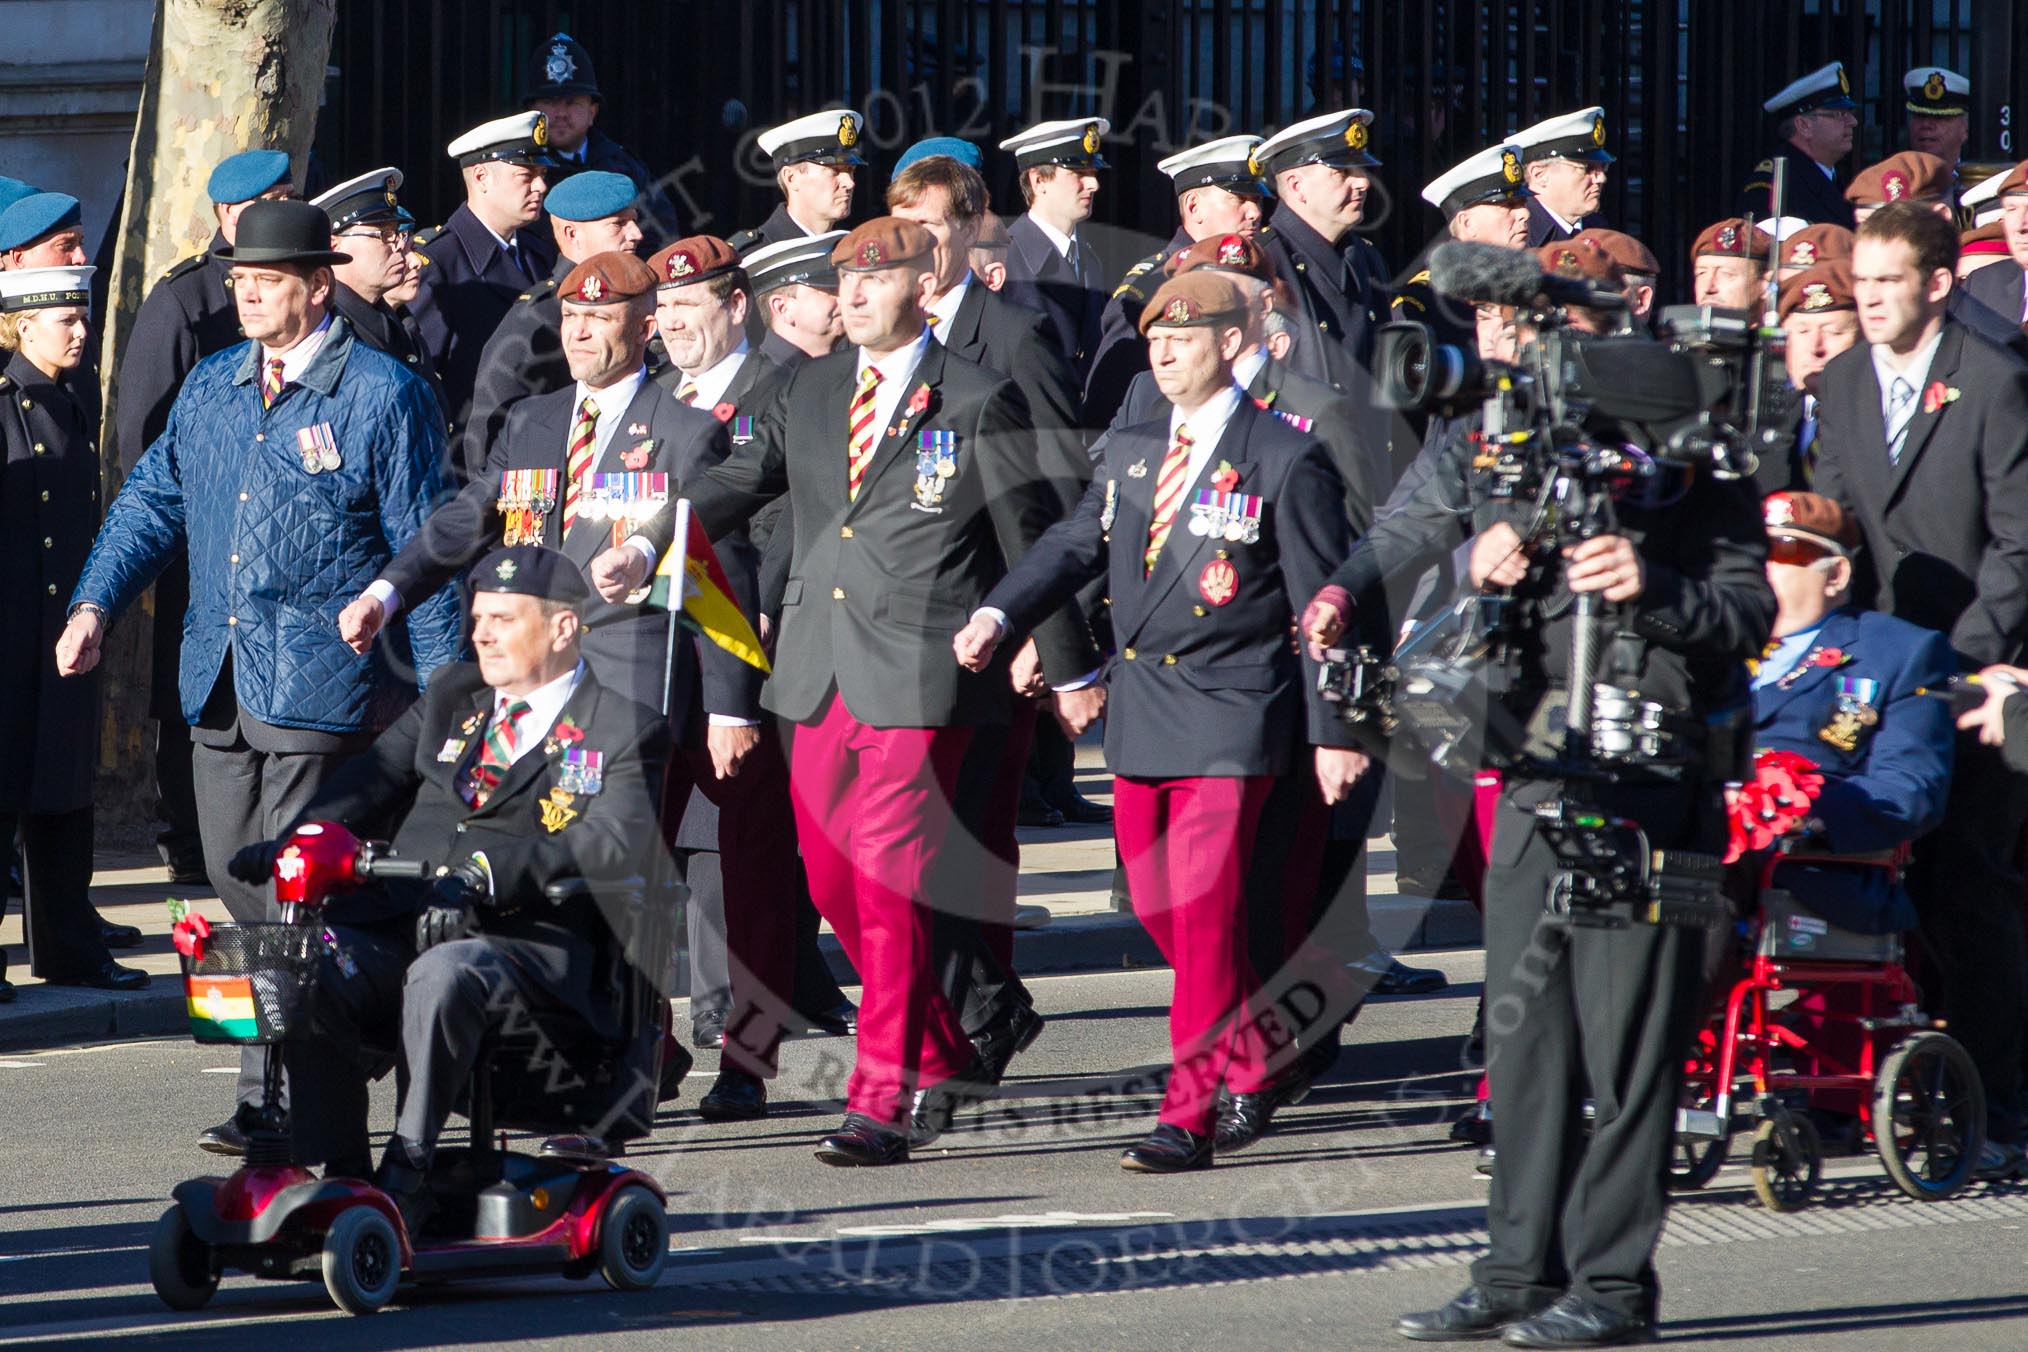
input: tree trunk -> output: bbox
[92,0,336,836]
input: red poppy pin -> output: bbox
[1922,381,1961,414]
[1210,459,1239,492]
[711,402,736,423]
[546,718,586,754]
[907,384,932,416]
[621,441,653,470]
[1810,647,1849,669]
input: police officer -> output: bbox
[408,112,559,470]
[1904,66,1973,178]
[117,148,296,885]
[1305,317,1773,1348]
[998,117,1111,379]
[1509,107,1613,247]
[524,31,680,245]
[1084,135,1270,430]
[1738,62,1859,228]
[744,232,846,368]
[1256,108,1389,395]
[727,111,865,255]
[461,170,644,481]
[312,168,446,419]
[0,266,147,997]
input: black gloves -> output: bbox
[227,840,281,885]
[414,860,489,952]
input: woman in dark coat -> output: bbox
[0,265,145,995]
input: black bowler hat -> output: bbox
[212,200,350,267]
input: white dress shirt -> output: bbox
[927,274,974,331]
[680,341,752,410]
[853,325,933,434]
[1871,326,1944,457]
[1232,346,1269,394]
[1540,202,1582,236]
[261,313,333,383]
[490,660,586,762]
[1028,214,1081,263]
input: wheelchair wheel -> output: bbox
[1872,1030,1986,1202]
[322,1206,401,1314]
[1750,1115,1821,1212]
[148,1206,218,1311]
[597,1184,668,1291]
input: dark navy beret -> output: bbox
[0,193,81,252]
[544,170,637,222]
[895,137,983,174]
[206,149,291,205]
[472,545,591,607]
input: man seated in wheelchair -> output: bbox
[1749,491,1955,929]
[230,545,670,1216]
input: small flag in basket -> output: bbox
[637,499,771,672]
[187,976,259,1041]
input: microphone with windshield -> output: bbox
[1428,241,1628,313]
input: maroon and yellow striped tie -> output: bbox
[1144,426,1195,573]
[261,358,285,410]
[676,378,699,405]
[845,365,883,502]
[464,699,530,807]
[560,396,599,539]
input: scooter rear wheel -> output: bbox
[597,1185,668,1291]
[322,1206,401,1314]
[148,1206,218,1311]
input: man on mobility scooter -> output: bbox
[229,543,671,1233]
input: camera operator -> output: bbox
[1305,275,1774,1344]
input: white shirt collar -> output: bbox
[852,325,934,453]
[1165,380,1246,486]
[569,366,649,466]
[684,340,752,410]
[475,215,519,252]
[927,273,974,331]
[1542,202,1581,234]
[262,312,334,383]
[1232,346,1269,392]
[1871,324,1945,390]
[493,660,585,761]
[1028,215,1078,259]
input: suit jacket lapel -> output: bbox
[561,380,657,570]
[1885,324,1964,502]
[946,283,987,353]
[473,674,599,818]
[1134,403,1257,624]
[443,685,499,805]
[1754,611,1857,724]
[1839,356,1892,512]
[720,350,764,412]
[849,338,946,512]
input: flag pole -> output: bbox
[661,498,691,719]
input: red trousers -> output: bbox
[786,694,976,1123]
[1114,773,1276,1134]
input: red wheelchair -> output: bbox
[1669,841,1985,1211]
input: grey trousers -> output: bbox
[390,938,525,1163]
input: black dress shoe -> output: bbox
[690,1009,726,1049]
[1450,1103,1493,1146]
[98,920,144,950]
[972,1003,1045,1084]
[1374,956,1450,996]
[814,1112,910,1167]
[1048,793,1113,824]
[908,1062,990,1148]
[167,862,212,887]
[658,1039,694,1103]
[538,1133,616,1161]
[374,1156,437,1238]
[796,999,857,1037]
[1213,1092,1280,1153]
[1017,801,1065,827]
[1501,1294,1654,1347]
[48,961,149,991]
[197,1119,249,1157]
[1120,1123,1213,1173]
[699,1067,769,1121]
[1397,1286,1549,1341]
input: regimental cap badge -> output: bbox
[1925,71,1947,101]
[838,114,859,149]
[1765,493,1796,527]
[1801,282,1833,311]
[1216,235,1246,266]
[546,40,576,85]
[1346,119,1370,151]
[1790,240,1817,265]
[859,239,884,266]
[1717,223,1740,251]
[495,558,518,581]
[532,113,549,147]
[1082,123,1102,155]
[1246,148,1263,178]
[1553,248,1582,275]
[668,251,696,280]
[1883,171,1909,202]
[1591,113,1607,147]
[1501,149,1522,183]
[1164,296,1196,324]
[577,274,604,302]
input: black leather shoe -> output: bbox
[690,1009,726,1049]
[49,961,149,991]
[1213,1092,1280,1153]
[1397,1286,1547,1341]
[1120,1123,1213,1173]
[814,1112,910,1167]
[657,1039,694,1104]
[1049,793,1113,824]
[1450,1104,1493,1146]
[538,1133,616,1161]
[972,1003,1045,1084]
[1374,956,1450,996]
[699,1067,768,1121]
[167,863,212,887]
[908,1063,990,1148]
[197,1118,249,1157]
[374,1156,437,1238]
[98,920,144,949]
[0,977,14,1004]
[796,999,857,1037]
[1017,801,1065,827]
[1501,1294,1654,1347]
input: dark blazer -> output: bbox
[1948,286,2028,363]
[332,282,446,424]
[688,338,1099,726]
[1752,606,1953,933]
[380,373,742,738]
[115,235,240,470]
[1002,213,1107,380]
[1812,319,2028,665]
[1735,145,1855,229]
[985,398,1358,778]
[0,356,102,814]
[1095,357,1384,535]
[302,661,667,1039]
[1960,259,2026,323]
[457,255,573,482]
[942,278,1086,442]
[407,203,558,467]
[1523,200,1608,249]
[727,204,815,257]
[1083,225,1193,430]
[1260,208,1386,395]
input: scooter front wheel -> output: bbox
[321,1206,401,1314]
[597,1185,668,1291]
[148,1206,219,1311]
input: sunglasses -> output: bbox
[1767,535,1842,565]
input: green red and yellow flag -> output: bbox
[642,499,771,673]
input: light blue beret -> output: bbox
[206,149,291,205]
[543,170,637,221]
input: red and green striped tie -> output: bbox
[465,699,530,807]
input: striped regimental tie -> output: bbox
[560,396,599,539]
[464,699,530,808]
[845,365,883,501]
[1143,425,1195,573]
[676,378,699,405]
[261,358,285,409]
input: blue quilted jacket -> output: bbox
[75,316,459,733]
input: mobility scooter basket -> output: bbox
[179,923,321,1045]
